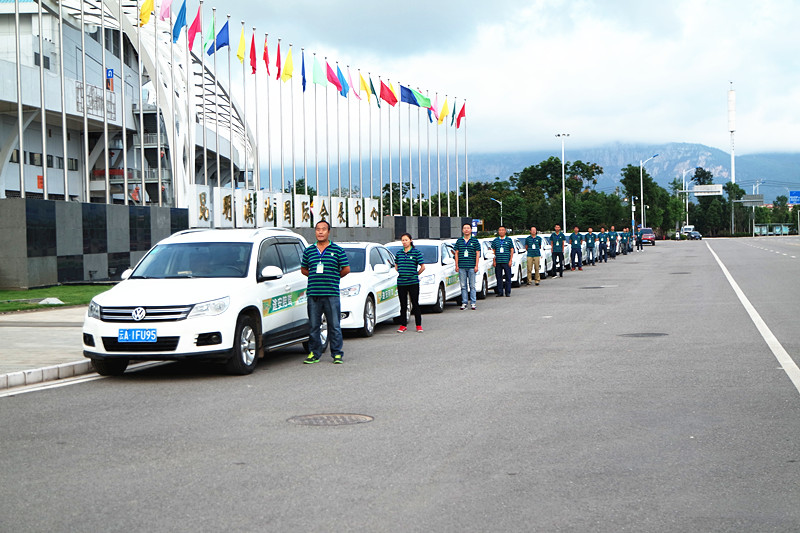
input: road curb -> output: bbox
[0,360,93,390]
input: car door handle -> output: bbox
[284,285,291,291]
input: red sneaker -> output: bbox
[397,326,407,333]
[416,326,424,333]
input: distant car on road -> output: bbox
[641,227,656,245]
[688,231,703,240]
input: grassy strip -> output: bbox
[0,285,112,313]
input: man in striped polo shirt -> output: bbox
[301,220,350,364]
[454,223,481,310]
[492,226,514,297]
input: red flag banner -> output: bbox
[187,6,201,50]
[262,36,270,75]
[380,80,398,107]
[326,62,342,92]
[275,41,281,80]
[456,103,466,129]
[249,33,256,74]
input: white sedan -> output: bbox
[385,240,459,313]
[480,237,527,288]
[510,236,551,280]
[446,238,497,300]
[338,242,401,336]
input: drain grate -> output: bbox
[618,333,668,338]
[288,414,374,426]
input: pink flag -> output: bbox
[326,62,342,92]
[159,0,173,21]
[187,6,201,49]
[431,94,439,120]
[348,69,362,101]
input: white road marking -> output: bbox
[706,242,800,396]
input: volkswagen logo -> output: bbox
[132,307,147,321]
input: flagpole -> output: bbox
[14,0,23,197]
[357,69,362,199]
[436,93,440,216]
[185,12,193,191]
[313,52,319,196]
[302,49,307,195]
[454,96,459,218]
[377,74,382,217]
[213,9,220,191]
[397,81,402,216]
[407,89,411,215]
[37,0,47,199]
[241,22,247,191]
[154,6,162,205]
[278,38,284,192]
[227,15,234,196]
[336,61,341,195]
[253,28,260,191]
[200,2,207,187]
[81,0,90,201]
[264,33,271,191]
[120,0,128,204]
[58,0,68,200]
[445,94,450,217]
[325,57,330,196]
[171,11,177,205]
[347,65,352,197]
[101,0,110,203]
[417,88,422,216]
[290,44,296,196]
[385,77,391,216]
[464,99,469,218]
[366,70,372,200]
[426,90,431,217]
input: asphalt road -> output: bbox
[2,238,799,532]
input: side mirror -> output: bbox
[259,265,284,282]
[121,268,133,280]
[373,263,391,274]
[442,257,455,266]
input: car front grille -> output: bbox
[100,305,193,322]
[102,336,180,352]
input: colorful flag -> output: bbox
[359,74,370,103]
[380,81,398,107]
[236,27,246,63]
[411,88,431,108]
[428,94,439,123]
[171,0,186,43]
[400,85,418,106]
[336,65,349,97]
[262,36,270,75]
[275,41,281,80]
[456,103,466,128]
[203,10,215,52]
[326,62,342,92]
[280,48,293,82]
[348,69,361,100]
[312,56,326,86]
[187,5,201,49]
[370,78,380,108]
[438,98,449,125]
[450,102,456,126]
[301,51,306,91]
[249,33,256,74]
[390,82,399,101]
[139,0,154,26]
[159,0,172,21]
[207,20,229,56]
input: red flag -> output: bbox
[275,41,281,80]
[379,80,398,107]
[262,36,270,75]
[187,6,201,50]
[456,103,466,129]
[249,33,256,74]
[326,62,342,92]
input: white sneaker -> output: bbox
[470,303,477,310]
[460,304,467,310]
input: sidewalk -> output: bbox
[0,306,92,389]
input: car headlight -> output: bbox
[88,299,101,319]
[340,284,361,297]
[420,274,435,285]
[188,297,230,318]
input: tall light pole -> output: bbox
[556,133,569,230]
[639,153,658,228]
[630,196,638,231]
[490,197,503,228]
[682,168,696,228]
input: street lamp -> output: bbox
[682,168,697,228]
[629,195,638,231]
[556,133,569,230]
[490,197,503,227]
[640,153,658,228]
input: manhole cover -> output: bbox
[618,333,669,338]
[670,272,691,275]
[287,414,374,426]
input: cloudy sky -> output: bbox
[195,0,799,156]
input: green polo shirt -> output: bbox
[491,236,513,264]
[608,231,618,243]
[301,242,350,297]
[598,231,608,243]
[569,232,583,247]
[637,230,643,239]
[585,232,596,248]
[550,232,566,252]
[524,235,542,257]
[454,236,480,269]
[621,232,629,243]
[394,247,424,286]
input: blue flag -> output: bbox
[302,51,306,92]
[400,85,419,106]
[336,65,349,98]
[171,0,186,43]
[207,21,229,55]
[427,107,434,123]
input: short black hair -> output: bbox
[315,220,331,231]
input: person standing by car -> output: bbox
[597,226,609,263]
[620,227,629,255]
[301,220,351,364]
[524,226,542,286]
[394,233,425,332]
[636,227,644,251]
[569,226,583,271]
[454,223,481,310]
[492,226,514,297]
[585,227,597,266]
[608,225,618,259]
[550,225,567,277]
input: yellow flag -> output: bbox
[360,74,370,103]
[280,48,293,82]
[389,81,399,101]
[236,27,246,63]
[139,0,154,26]
[438,98,449,125]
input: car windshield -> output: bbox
[341,248,366,273]
[131,242,252,279]
[387,245,439,264]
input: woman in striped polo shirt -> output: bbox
[394,233,425,333]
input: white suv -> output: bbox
[82,228,317,376]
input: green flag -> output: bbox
[370,78,380,108]
[450,100,456,126]
[203,11,215,52]
[312,56,327,86]
[410,88,431,108]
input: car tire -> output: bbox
[477,275,488,300]
[303,313,330,353]
[361,296,376,337]
[512,267,522,287]
[541,263,548,279]
[432,284,445,313]
[225,314,259,375]
[91,357,129,376]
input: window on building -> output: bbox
[47,154,54,168]
[68,158,79,171]
[57,157,64,170]
[33,52,50,70]
[10,149,19,164]
[29,152,43,167]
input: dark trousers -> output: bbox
[599,243,608,262]
[636,238,643,250]
[553,252,564,276]
[609,241,617,258]
[495,263,512,295]
[398,283,421,327]
[622,241,628,255]
[587,246,596,265]
[570,247,582,269]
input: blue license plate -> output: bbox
[118,329,157,343]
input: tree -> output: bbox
[705,198,723,236]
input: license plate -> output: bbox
[118,329,157,343]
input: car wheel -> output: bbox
[477,275,488,300]
[432,284,445,313]
[361,296,376,337]
[512,267,522,287]
[92,358,129,376]
[541,263,548,279]
[225,314,259,375]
